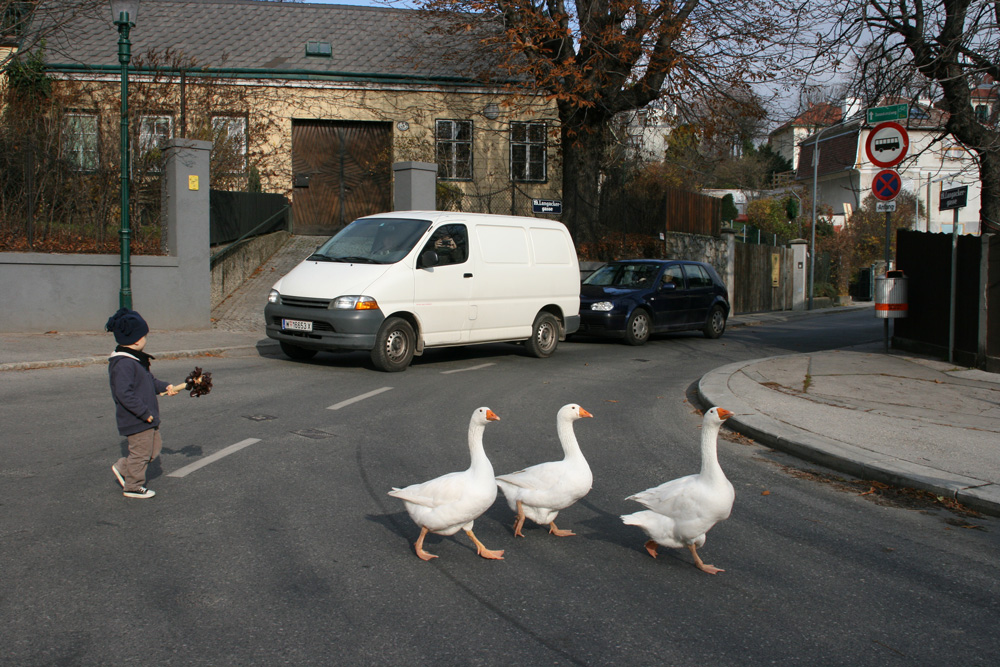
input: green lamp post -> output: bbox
[111,0,139,309]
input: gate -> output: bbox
[733,244,794,313]
[291,120,392,235]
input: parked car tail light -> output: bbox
[591,301,614,311]
[333,295,379,310]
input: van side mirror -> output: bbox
[420,250,439,268]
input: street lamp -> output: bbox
[809,123,839,310]
[111,0,139,309]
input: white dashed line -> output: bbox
[327,386,394,410]
[441,363,496,374]
[167,438,262,478]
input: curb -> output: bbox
[696,358,1000,518]
[0,341,281,373]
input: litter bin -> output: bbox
[875,270,907,319]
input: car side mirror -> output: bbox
[659,282,677,291]
[420,250,439,269]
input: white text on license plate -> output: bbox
[282,319,313,332]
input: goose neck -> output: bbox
[699,421,724,475]
[557,420,583,457]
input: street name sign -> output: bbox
[867,104,909,124]
[876,201,897,212]
[532,199,562,214]
[865,121,909,168]
[939,185,968,211]
[872,169,903,201]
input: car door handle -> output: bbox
[464,273,473,278]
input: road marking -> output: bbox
[327,386,393,410]
[167,438,261,478]
[441,363,496,374]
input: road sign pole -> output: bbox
[884,210,892,352]
[949,208,959,363]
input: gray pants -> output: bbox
[115,428,162,492]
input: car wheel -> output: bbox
[280,341,317,360]
[624,309,651,346]
[371,317,415,372]
[703,305,727,339]
[525,312,560,358]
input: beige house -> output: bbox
[19,0,561,236]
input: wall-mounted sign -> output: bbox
[532,199,562,214]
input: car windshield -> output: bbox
[309,218,431,264]
[583,263,660,289]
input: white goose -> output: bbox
[621,407,735,574]
[496,404,594,538]
[388,407,504,561]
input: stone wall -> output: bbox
[211,231,291,307]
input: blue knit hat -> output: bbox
[105,308,149,345]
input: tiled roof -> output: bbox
[31,0,486,83]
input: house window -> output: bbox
[62,113,99,171]
[138,115,172,169]
[211,115,248,173]
[436,119,472,180]
[510,121,547,182]
[976,104,989,122]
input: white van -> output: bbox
[264,211,581,371]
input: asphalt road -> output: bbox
[1,310,997,665]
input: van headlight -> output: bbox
[268,289,280,304]
[591,301,614,311]
[332,295,380,310]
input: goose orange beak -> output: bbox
[579,407,593,418]
[717,408,733,421]
[486,409,500,421]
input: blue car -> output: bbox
[578,259,730,345]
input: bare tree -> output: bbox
[410,0,819,242]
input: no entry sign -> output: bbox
[865,121,909,168]
[872,169,902,201]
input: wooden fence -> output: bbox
[664,187,721,236]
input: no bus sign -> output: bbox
[865,121,909,168]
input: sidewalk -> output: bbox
[697,342,1000,517]
[2,235,997,516]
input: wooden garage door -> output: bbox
[291,120,392,236]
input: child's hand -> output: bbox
[166,384,181,396]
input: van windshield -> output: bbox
[309,218,431,264]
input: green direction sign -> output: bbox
[867,104,909,124]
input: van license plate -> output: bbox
[282,319,313,332]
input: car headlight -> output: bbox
[268,289,280,304]
[332,295,380,310]
[591,301,614,311]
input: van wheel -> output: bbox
[624,309,651,346]
[703,305,727,339]
[280,341,317,360]
[525,312,559,358]
[371,317,415,372]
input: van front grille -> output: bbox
[281,296,331,309]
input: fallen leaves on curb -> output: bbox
[775,463,984,521]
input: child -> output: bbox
[106,308,179,499]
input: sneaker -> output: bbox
[123,487,155,499]
[112,465,125,488]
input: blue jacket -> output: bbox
[108,351,169,436]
